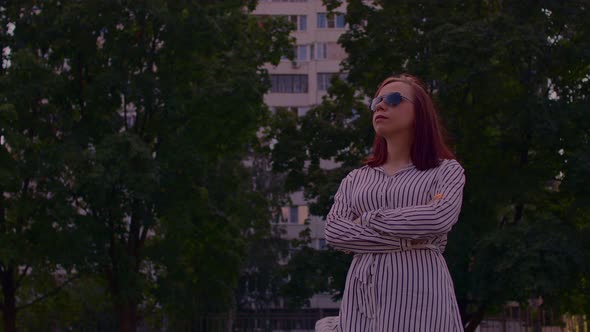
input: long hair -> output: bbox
[364,73,457,170]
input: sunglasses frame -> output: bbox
[370,92,413,112]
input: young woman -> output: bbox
[315,74,466,331]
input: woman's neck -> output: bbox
[384,133,413,167]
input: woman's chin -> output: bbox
[373,125,393,137]
[374,126,409,138]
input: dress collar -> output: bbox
[374,162,415,177]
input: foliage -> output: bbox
[0,0,294,330]
[268,0,590,329]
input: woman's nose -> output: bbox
[374,102,386,112]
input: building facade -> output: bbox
[254,0,348,115]
[252,0,349,310]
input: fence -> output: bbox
[183,308,584,332]
[62,307,587,332]
[179,309,336,332]
[476,306,586,332]
[233,310,338,331]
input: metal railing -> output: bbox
[58,307,585,332]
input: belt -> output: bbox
[351,239,441,320]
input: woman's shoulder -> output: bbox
[341,165,372,181]
[436,159,466,183]
[350,164,375,176]
[342,164,389,183]
[439,158,464,171]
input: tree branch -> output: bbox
[16,274,81,312]
[15,265,30,289]
[0,186,5,233]
[76,52,86,117]
[138,203,155,248]
[139,20,160,137]
[123,90,128,131]
[139,224,148,248]
[128,199,140,253]
[106,209,120,297]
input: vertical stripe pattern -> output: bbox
[316,159,466,332]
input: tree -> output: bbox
[280,235,353,308]
[1,0,293,330]
[270,0,590,329]
[234,148,292,312]
[0,45,84,332]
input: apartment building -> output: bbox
[255,0,348,112]
[252,0,349,309]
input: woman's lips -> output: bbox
[375,115,388,121]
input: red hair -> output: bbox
[364,73,458,170]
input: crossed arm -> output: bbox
[324,171,405,253]
[324,161,466,253]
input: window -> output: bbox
[336,14,345,28]
[317,13,327,28]
[317,72,336,91]
[318,72,347,91]
[289,207,298,224]
[270,75,308,93]
[296,45,308,61]
[299,15,307,31]
[317,13,345,28]
[281,205,310,223]
[285,44,314,62]
[282,15,307,31]
[326,14,335,28]
[319,239,327,250]
[315,42,327,59]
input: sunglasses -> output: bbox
[370,92,413,112]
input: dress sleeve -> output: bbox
[324,170,404,253]
[360,160,466,239]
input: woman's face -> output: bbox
[372,81,415,138]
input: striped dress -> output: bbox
[315,158,466,332]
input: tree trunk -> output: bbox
[107,202,146,332]
[107,265,140,332]
[3,305,17,332]
[106,242,141,331]
[118,302,138,332]
[1,268,18,332]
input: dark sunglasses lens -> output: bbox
[370,93,404,111]
[385,93,402,106]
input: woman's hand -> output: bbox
[429,193,443,203]
[354,193,442,226]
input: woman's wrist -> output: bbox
[360,210,376,227]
